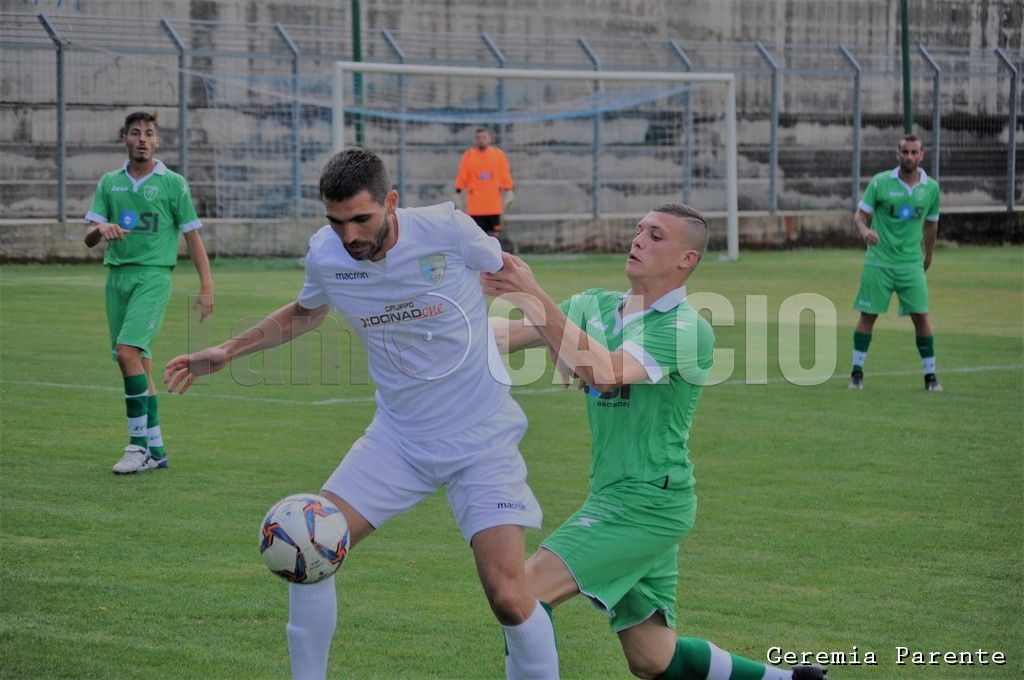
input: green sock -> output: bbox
[655,637,791,680]
[655,637,709,679]
[916,335,936,375]
[852,331,872,372]
[147,394,166,459]
[124,374,149,448]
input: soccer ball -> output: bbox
[258,493,350,584]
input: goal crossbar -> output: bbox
[332,60,738,260]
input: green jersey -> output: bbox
[859,167,940,267]
[85,160,202,267]
[560,287,714,494]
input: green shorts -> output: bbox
[105,265,173,360]
[853,263,929,316]
[541,482,696,633]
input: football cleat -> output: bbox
[924,373,943,392]
[848,370,864,390]
[792,664,828,679]
[112,445,168,474]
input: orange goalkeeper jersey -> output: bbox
[454,146,514,216]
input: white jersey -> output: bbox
[299,202,513,438]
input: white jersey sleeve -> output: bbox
[452,204,503,273]
[298,230,332,310]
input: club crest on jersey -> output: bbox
[144,185,159,201]
[419,254,445,285]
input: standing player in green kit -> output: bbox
[85,111,214,474]
[849,135,942,392]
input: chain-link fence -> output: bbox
[1,11,1021,223]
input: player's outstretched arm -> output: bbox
[484,253,645,392]
[163,300,329,394]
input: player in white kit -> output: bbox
[164,148,558,679]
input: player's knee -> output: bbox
[484,579,534,625]
[619,620,676,679]
[115,344,144,372]
[623,644,671,680]
[624,655,662,680]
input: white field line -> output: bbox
[3,364,1021,407]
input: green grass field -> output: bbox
[1,247,1021,679]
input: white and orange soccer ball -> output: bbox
[258,493,350,584]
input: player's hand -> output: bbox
[481,253,547,320]
[861,228,880,246]
[481,252,536,295]
[86,223,127,247]
[98,223,128,241]
[193,291,214,322]
[163,346,229,394]
[502,190,516,210]
[453,191,465,210]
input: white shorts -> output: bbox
[323,397,542,543]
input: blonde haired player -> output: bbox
[485,204,828,680]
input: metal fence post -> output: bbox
[482,32,508,146]
[38,14,66,222]
[918,45,941,183]
[669,39,694,206]
[161,19,188,179]
[381,28,407,201]
[840,44,862,212]
[578,36,602,220]
[275,24,301,217]
[756,41,780,213]
[995,48,1018,211]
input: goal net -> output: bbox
[204,62,737,258]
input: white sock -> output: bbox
[126,388,147,442]
[922,356,936,374]
[287,576,337,680]
[503,601,559,679]
[852,350,867,369]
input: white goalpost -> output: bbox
[331,60,739,260]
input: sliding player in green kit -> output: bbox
[850,135,942,392]
[85,111,214,474]
[484,203,828,680]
